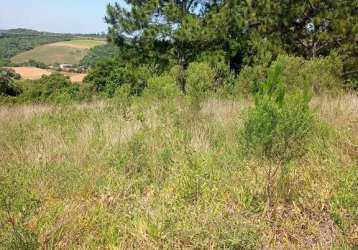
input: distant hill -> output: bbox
[12,40,107,66]
[0,28,106,66]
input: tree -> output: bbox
[106,0,357,75]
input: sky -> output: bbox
[0,0,123,34]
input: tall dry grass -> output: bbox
[0,94,357,249]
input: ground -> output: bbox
[7,67,86,83]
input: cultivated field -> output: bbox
[0,94,357,249]
[8,66,86,82]
[11,39,105,65]
[46,39,106,49]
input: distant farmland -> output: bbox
[8,67,86,82]
[11,39,106,65]
[46,39,106,49]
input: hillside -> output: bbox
[0,29,72,63]
[0,29,106,66]
[11,40,106,65]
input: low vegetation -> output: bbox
[0,89,357,248]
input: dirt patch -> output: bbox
[7,67,51,80]
[7,67,86,82]
[265,204,340,249]
[63,73,87,83]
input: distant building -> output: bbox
[59,64,74,70]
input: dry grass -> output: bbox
[0,94,357,249]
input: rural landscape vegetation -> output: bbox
[0,0,357,249]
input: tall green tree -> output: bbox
[106,0,357,75]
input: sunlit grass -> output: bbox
[0,94,357,249]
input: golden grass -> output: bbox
[0,94,357,249]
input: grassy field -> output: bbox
[46,39,106,49]
[11,39,106,65]
[0,94,357,249]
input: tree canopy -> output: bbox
[106,0,357,75]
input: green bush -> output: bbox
[236,64,268,96]
[17,59,48,69]
[143,72,181,100]
[23,73,80,103]
[0,68,21,96]
[83,59,117,92]
[105,64,152,97]
[241,63,314,163]
[186,62,215,107]
[236,54,344,95]
[241,63,315,206]
[273,54,343,94]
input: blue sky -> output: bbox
[0,0,123,34]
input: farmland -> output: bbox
[47,39,106,49]
[7,67,86,83]
[11,39,106,65]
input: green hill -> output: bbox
[11,40,106,65]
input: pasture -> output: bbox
[11,39,105,65]
[46,39,106,49]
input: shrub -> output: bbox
[18,59,48,69]
[143,72,181,100]
[0,68,21,96]
[105,64,152,97]
[236,64,268,96]
[83,59,117,92]
[186,62,215,107]
[273,54,343,94]
[241,63,315,206]
[23,73,80,103]
[236,54,344,96]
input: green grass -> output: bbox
[60,39,106,48]
[11,39,106,65]
[11,46,89,65]
[0,94,357,249]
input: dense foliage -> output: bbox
[0,68,21,96]
[80,44,119,68]
[105,0,357,75]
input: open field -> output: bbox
[11,39,105,65]
[8,66,86,82]
[0,94,357,249]
[6,66,51,80]
[46,39,106,49]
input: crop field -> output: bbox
[8,67,86,82]
[11,39,105,65]
[46,39,106,49]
